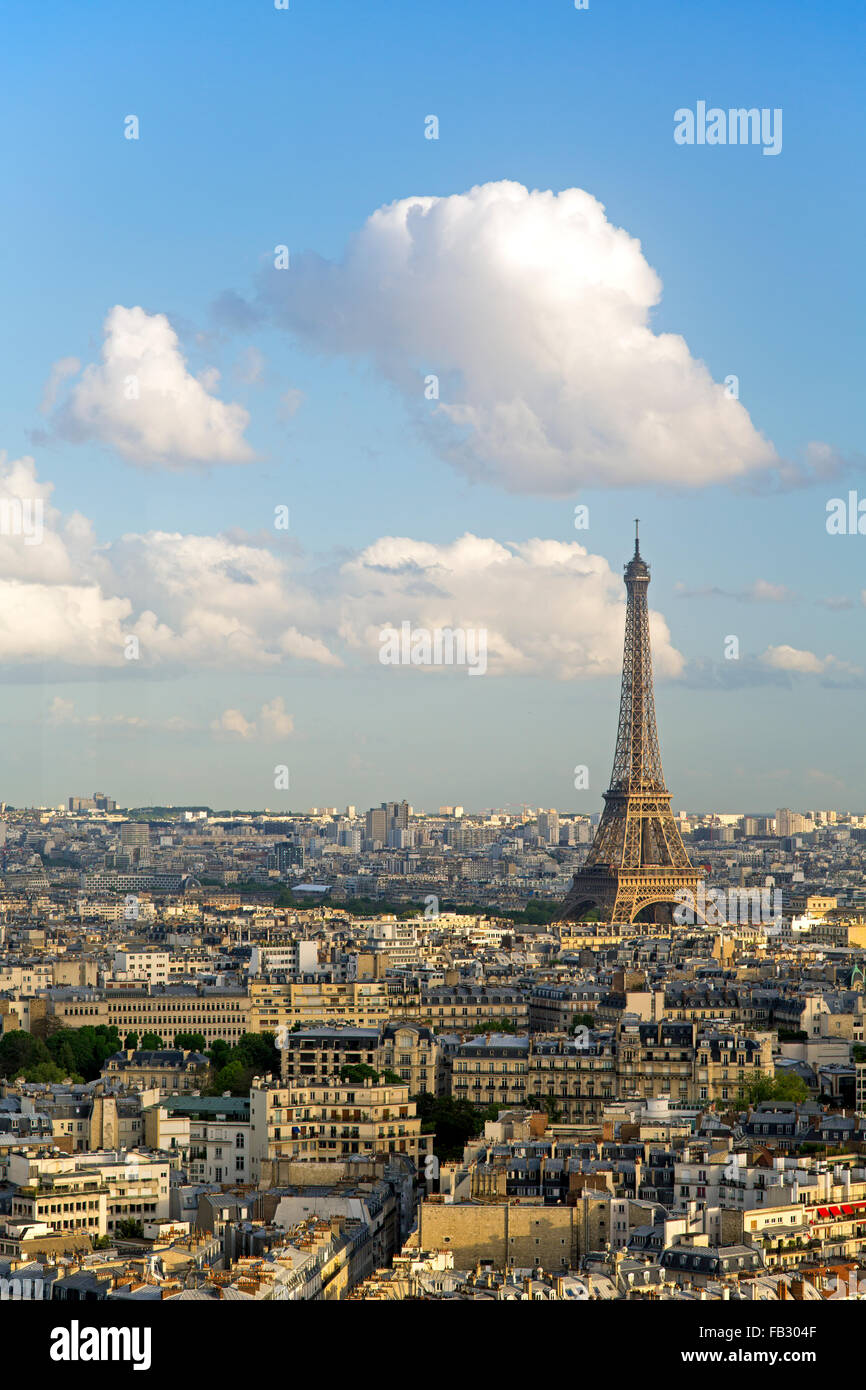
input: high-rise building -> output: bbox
[365,807,388,846]
[120,822,149,848]
[365,801,410,849]
[68,792,117,813]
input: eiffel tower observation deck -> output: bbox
[557,523,702,926]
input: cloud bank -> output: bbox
[0,454,682,680]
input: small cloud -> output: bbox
[675,578,796,603]
[260,696,294,738]
[45,695,192,731]
[679,657,792,690]
[210,698,295,741]
[39,357,81,416]
[278,387,304,420]
[746,579,796,603]
[278,627,343,668]
[211,708,257,740]
[47,695,76,725]
[761,645,862,681]
[762,644,826,674]
[48,305,255,468]
[818,595,854,611]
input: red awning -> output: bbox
[829,1206,842,1216]
[817,1207,830,1217]
[842,1205,854,1214]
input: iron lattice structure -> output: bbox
[557,524,701,925]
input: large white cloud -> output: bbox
[48,305,254,467]
[257,181,778,492]
[0,453,681,679]
[334,533,683,680]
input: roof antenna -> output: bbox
[634,518,640,555]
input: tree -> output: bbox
[235,1032,279,1073]
[0,1030,51,1078]
[115,1219,144,1239]
[139,1032,164,1050]
[209,1039,232,1071]
[527,1093,563,1123]
[46,1025,122,1080]
[174,1032,207,1052]
[209,1059,249,1096]
[412,1093,499,1161]
[124,1032,139,1050]
[340,1063,380,1084]
[738,1073,810,1106]
[200,1032,282,1097]
[22,1060,73,1084]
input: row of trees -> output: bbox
[120,1030,283,1096]
[0,1025,123,1084]
[0,1026,282,1091]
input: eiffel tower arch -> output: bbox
[557,524,703,926]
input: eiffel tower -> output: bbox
[557,522,701,925]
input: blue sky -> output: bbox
[0,0,863,811]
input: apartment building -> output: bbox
[143,1096,250,1184]
[694,1031,775,1104]
[112,949,170,987]
[101,1048,210,1096]
[250,978,391,1032]
[279,1022,442,1095]
[249,1077,432,1179]
[616,1018,772,1104]
[450,1034,530,1110]
[530,1035,618,1123]
[248,941,320,977]
[6,1148,170,1238]
[414,985,528,1032]
[529,983,601,1033]
[106,990,250,1044]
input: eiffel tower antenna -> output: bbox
[556,525,701,926]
